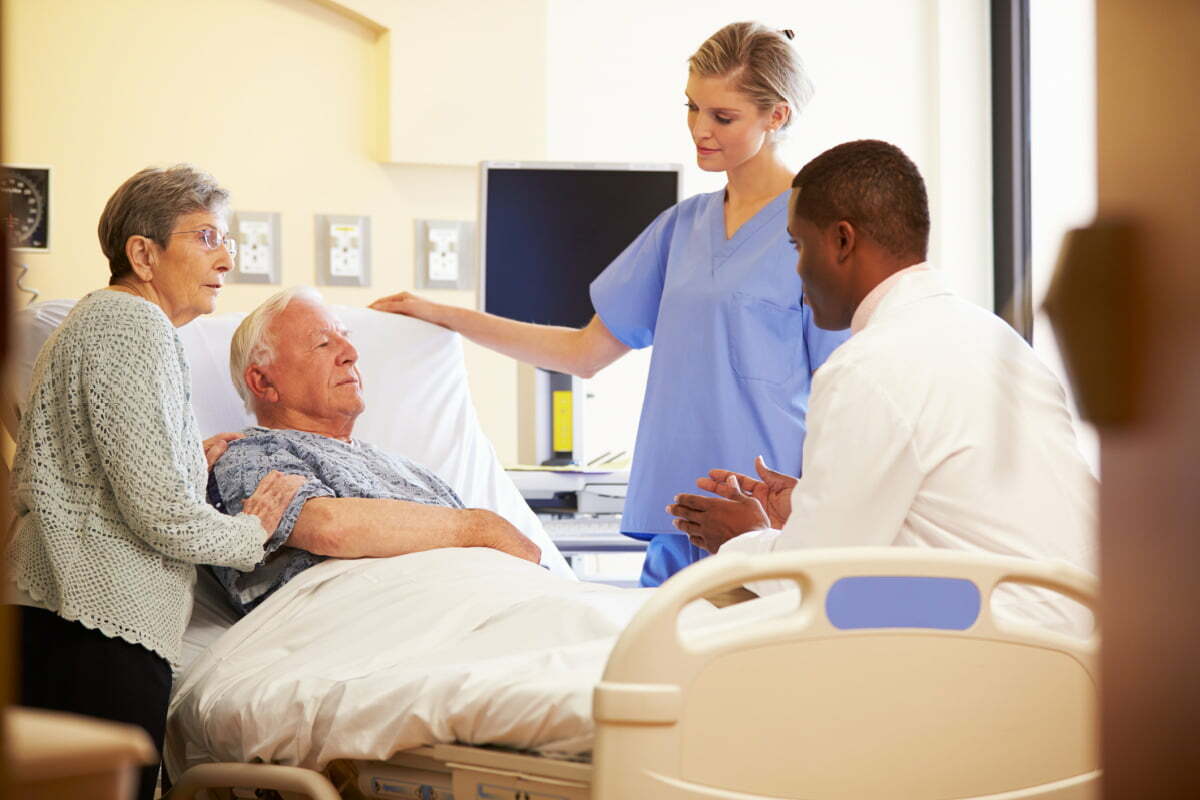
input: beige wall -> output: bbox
[3,0,1001,468]
[2,0,522,460]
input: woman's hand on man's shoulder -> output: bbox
[203,431,246,469]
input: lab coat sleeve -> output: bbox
[720,357,925,596]
[588,205,677,349]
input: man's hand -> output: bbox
[203,431,245,469]
[242,471,307,544]
[696,456,797,529]
[667,474,772,553]
[471,509,541,564]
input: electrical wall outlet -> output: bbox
[330,222,363,277]
[315,214,371,286]
[228,211,280,284]
[415,219,474,289]
[428,226,459,281]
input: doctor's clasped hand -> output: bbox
[668,455,796,552]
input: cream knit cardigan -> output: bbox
[7,290,264,664]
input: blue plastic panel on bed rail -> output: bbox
[825,576,981,630]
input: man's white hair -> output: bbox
[229,286,325,411]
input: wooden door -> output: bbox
[1081,1,1200,796]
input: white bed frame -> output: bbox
[164,547,1099,800]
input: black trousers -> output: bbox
[17,606,172,800]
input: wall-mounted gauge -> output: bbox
[2,165,50,251]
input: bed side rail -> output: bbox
[593,547,1100,800]
[599,545,1098,687]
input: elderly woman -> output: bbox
[5,165,302,800]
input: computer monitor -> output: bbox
[478,162,681,466]
[479,162,681,328]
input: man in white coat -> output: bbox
[667,140,1096,630]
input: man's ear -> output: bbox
[125,235,158,282]
[244,364,280,405]
[833,220,857,263]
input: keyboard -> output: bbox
[540,516,625,539]
[539,516,647,553]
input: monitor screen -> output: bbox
[480,163,680,329]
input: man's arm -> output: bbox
[289,497,541,563]
[720,359,925,595]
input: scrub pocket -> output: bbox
[727,292,804,384]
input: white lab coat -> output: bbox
[721,269,1098,631]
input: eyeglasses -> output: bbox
[170,227,238,257]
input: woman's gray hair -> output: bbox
[689,22,815,133]
[98,164,230,284]
[230,287,325,410]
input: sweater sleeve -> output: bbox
[84,311,265,571]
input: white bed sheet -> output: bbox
[167,548,652,774]
[166,549,789,776]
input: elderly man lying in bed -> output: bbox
[208,287,541,614]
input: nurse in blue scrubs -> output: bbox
[371,21,849,586]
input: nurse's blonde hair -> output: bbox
[689,22,814,132]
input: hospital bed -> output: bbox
[5,298,1101,800]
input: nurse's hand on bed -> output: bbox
[242,471,308,544]
[667,478,773,553]
[696,456,797,529]
[369,291,443,325]
[203,431,245,469]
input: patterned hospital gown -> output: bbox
[208,426,464,614]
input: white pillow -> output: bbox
[6,299,73,428]
[9,299,569,579]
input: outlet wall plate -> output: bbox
[316,214,371,286]
[415,219,475,290]
[229,211,281,284]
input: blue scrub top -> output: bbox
[590,188,849,585]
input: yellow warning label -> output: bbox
[552,390,573,452]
